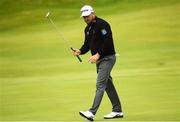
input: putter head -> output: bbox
[45,12,50,18]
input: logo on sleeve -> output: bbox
[101,29,107,35]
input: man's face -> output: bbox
[83,14,94,24]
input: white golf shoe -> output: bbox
[104,112,123,119]
[79,111,94,121]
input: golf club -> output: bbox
[45,12,82,62]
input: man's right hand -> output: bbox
[72,49,81,56]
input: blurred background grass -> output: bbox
[0,0,180,121]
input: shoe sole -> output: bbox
[79,112,94,121]
[104,115,124,119]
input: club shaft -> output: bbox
[47,16,82,62]
[48,17,71,47]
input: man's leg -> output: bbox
[89,56,116,115]
[106,76,122,112]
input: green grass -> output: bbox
[0,0,180,121]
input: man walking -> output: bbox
[72,5,123,121]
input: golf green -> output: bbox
[0,0,180,121]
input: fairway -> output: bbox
[0,0,180,121]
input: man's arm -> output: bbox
[97,23,113,56]
[89,23,113,64]
[79,29,90,55]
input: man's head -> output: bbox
[80,5,96,24]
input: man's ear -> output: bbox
[92,12,96,18]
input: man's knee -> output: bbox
[96,80,106,91]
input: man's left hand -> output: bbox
[89,53,100,64]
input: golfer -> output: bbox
[72,5,123,121]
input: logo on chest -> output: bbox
[93,30,95,35]
[86,30,95,36]
[87,31,89,35]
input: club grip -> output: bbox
[70,47,82,62]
